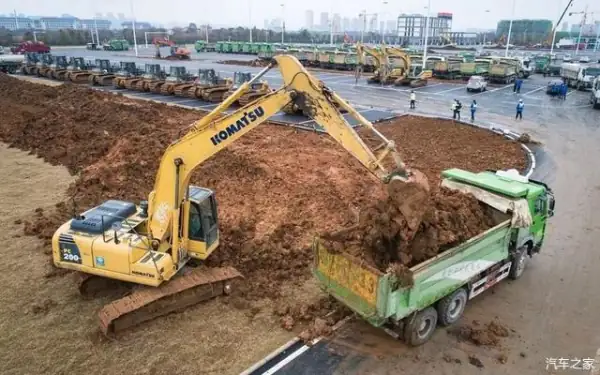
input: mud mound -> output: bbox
[0,74,527,301]
[449,320,511,347]
[322,187,496,279]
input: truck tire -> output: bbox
[403,307,438,346]
[509,246,529,280]
[437,288,468,326]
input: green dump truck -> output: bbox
[313,168,555,346]
[460,59,491,77]
[102,39,130,51]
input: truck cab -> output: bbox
[591,77,600,109]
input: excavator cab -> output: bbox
[166,66,187,81]
[116,62,138,77]
[21,52,41,75]
[183,187,220,258]
[92,59,113,73]
[142,63,162,79]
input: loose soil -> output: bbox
[449,320,511,347]
[0,73,526,373]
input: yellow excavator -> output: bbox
[355,43,406,84]
[385,46,432,87]
[52,55,429,335]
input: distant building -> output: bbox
[561,22,568,31]
[342,17,350,32]
[386,20,396,33]
[332,13,341,32]
[0,16,35,30]
[305,10,313,30]
[319,12,328,31]
[396,12,452,45]
[351,17,361,32]
[121,21,153,30]
[496,19,552,44]
[79,19,112,30]
[39,16,79,30]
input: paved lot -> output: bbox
[52,47,596,121]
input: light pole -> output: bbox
[280,3,285,44]
[381,1,388,44]
[359,10,376,43]
[130,0,138,57]
[422,0,431,69]
[505,0,516,57]
[482,10,490,46]
[248,0,253,43]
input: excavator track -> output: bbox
[239,92,269,107]
[123,78,141,90]
[149,81,165,93]
[98,75,116,86]
[70,72,92,84]
[203,88,229,103]
[98,266,242,335]
[135,80,148,91]
[160,83,174,95]
[54,70,68,80]
[185,86,201,98]
[171,84,194,97]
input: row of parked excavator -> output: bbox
[18,52,272,107]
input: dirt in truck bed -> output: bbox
[0,73,526,302]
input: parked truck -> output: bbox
[561,63,600,90]
[489,64,517,83]
[0,54,24,73]
[460,59,490,78]
[313,168,554,346]
[591,77,600,109]
[433,60,461,79]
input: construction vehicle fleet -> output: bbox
[561,63,600,90]
[51,54,430,334]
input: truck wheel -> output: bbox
[403,307,438,346]
[509,246,529,280]
[437,288,468,326]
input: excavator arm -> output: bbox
[148,54,421,264]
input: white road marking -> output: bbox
[471,84,513,96]
[522,86,545,96]
[434,85,468,94]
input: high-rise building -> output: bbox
[305,10,314,30]
[319,12,329,31]
[386,20,396,33]
[496,19,552,44]
[342,17,350,32]
[368,14,378,32]
[397,13,453,45]
[332,13,341,32]
[351,17,361,32]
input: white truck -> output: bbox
[591,77,600,109]
[561,63,600,90]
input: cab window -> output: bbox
[534,195,546,214]
[188,203,203,240]
[199,197,217,228]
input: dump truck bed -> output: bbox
[313,215,511,326]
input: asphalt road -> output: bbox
[17,48,600,374]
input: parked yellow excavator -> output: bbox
[52,55,429,335]
[355,43,431,87]
[355,43,406,84]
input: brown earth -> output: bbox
[449,320,512,348]
[0,72,526,319]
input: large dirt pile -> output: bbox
[0,74,527,300]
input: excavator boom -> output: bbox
[148,55,417,249]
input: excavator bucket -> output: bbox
[387,170,431,238]
[98,266,242,335]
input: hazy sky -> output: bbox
[0,0,591,30]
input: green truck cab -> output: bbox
[313,168,554,346]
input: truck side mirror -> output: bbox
[548,196,555,217]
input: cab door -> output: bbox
[186,196,219,260]
[530,193,548,243]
